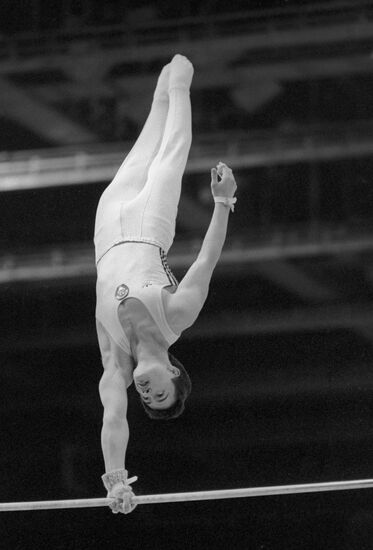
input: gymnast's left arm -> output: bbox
[167,163,237,332]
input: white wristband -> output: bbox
[214,196,237,212]
[102,468,128,492]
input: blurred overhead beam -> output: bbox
[2,120,373,191]
[22,52,373,108]
[0,78,97,145]
[2,236,373,284]
[253,260,337,302]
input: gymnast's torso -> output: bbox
[95,242,181,386]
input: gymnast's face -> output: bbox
[133,362,180,409]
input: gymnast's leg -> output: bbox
[139,55,194,251]
[103,63,171,202]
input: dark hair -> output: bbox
[140,353,192,420]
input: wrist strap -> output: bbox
[102,468,128,491]
[214,196,237,212]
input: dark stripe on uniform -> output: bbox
[159,248,178,287]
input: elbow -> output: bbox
[103,411,127,429]
[102,409,129,439]
[197,253,218,274]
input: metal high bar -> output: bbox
[1,479,373,512]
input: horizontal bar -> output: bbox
[1,479,373,511]
[134,478,373,505]
[0,498,111,511]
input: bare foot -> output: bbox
[169,54,194,90]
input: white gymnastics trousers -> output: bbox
[94,85,192,265]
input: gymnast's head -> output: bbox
[133,353,192,420]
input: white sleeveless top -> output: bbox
[95,242,180,356]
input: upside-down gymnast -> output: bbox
[94,54,237,514]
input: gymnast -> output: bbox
[94,54,237,514]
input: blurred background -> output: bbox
[1,0,373,548]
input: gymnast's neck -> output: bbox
[129,328,169,366]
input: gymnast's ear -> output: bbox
[168,365,180,377]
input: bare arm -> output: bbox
[99,368,129,473]
[168,163,237,331]
[96,320,129,473]
[198,201,231,267]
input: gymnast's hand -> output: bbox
[211,162,237,199]
[108,481,137,514]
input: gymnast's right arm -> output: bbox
[97,321,137,514]
[99,368,129,472]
